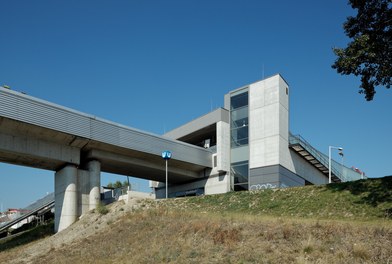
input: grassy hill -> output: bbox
[154,176,392,220]
[0,177,391,264]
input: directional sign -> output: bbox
[161,150,172,160]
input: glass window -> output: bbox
[230,90,249,191]
[231,107,248,125]
[231,126,248,147]
[231,161,248,185]
[231,92,248,110]
[232,117,248,128]
[230,93,248,148]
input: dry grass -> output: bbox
[1,206,390,264]
[1,177,391,263]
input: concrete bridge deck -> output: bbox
[0,87,213,232]
[0,87,212,183]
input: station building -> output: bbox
[151,74,364,198]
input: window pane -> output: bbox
[232,117,248,128]
[231,126,248,147]
[230,90,249,192]
[231,106,248,122]
[231,161,248,184]
[231,92,248,110]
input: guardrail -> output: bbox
[0,200,54,234]
[289,133,364,182]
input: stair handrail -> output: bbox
[289,133,345,181]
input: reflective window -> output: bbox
[231,126,248,147]
[231,107,248,124]
[230,93,248,148]
[231,92,248,110]
[232,117,248,128]
[230,90,249,191]
[231,161,248,185]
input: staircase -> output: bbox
[0,193,54,235]
[289,133,343,183]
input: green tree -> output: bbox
[332,0,392,101]
[122,180,130,187]
[113,180,123,188]
[106,180,130,189]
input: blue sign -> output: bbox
[161,150,172,160]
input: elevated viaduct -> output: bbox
[0,87,212,232]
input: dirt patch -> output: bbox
[0,197,148,264]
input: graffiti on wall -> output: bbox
[249,183,277,191]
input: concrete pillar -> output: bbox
[55,164,78,233]
[77,169,90,216]
[87,160,101,210]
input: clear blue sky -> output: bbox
[0,0,391,210]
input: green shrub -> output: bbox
[96,202,109,215]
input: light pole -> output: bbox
[340,151,344,181]
[329,146,343,183]
[161,150,172,199]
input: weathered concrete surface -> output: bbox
[87,160,101,211]
[55,165,78,233]
[0,131,81,170]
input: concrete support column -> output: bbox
[55,164,78,233]
[87,160,101,210]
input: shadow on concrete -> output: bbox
[326,176,392,218]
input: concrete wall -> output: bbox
[249,166,280,189]
[279,165,305,187]
[249,165,305,190]
[118,190,155,204]
[249,75,289,169]
[247,75,325,188]
[205,172,230,195]
[245,75,328,187]
[215,121,230,175]
[288,150,328,185]
[164,108,229,139]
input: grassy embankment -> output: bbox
[0,221,54,252]
[0,176,391,263]
[156,176,392,220]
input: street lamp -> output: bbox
[161,150,172,199]
[329,146,343,183]
[339,150,345,181]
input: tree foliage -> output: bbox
[332,0,392,100]
[106,180,130,189]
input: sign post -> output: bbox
[161,150,172,199]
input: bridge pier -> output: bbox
[55,160,101,233]
[87,160,101,211]
[55,165,78,233]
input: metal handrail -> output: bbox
[289,133,344,181]
[0,200,54,234]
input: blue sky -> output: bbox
[0,0,391,210]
